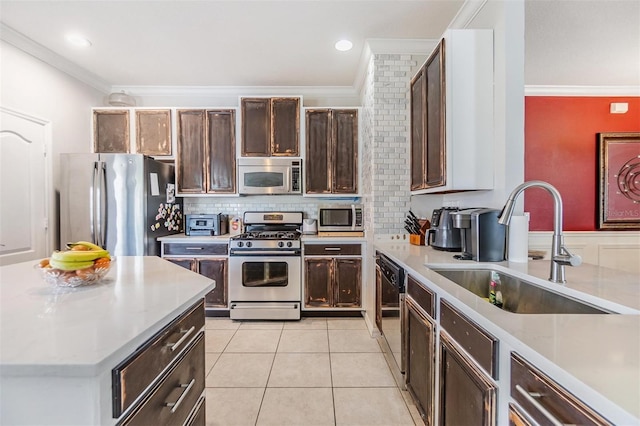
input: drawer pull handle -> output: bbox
[515,384,565,426]
[164,378,196,413]
[185,247,203,250]
[167,326,196,352]
[324,247,341,251]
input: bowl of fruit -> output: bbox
[37,241,112,287]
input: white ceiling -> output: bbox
[1,0,639,91]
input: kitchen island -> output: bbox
[375,240,640,425]
[0,256,215,426]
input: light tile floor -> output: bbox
[204,316,420,426]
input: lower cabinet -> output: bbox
[114,299,206,426]
[510,352,612,425]
[304,258,361,308]
[303,243,362,309]
[405,296,436,425]
[162,242,229,310]
[439,332,497,426]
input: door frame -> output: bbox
[0,106,54,257]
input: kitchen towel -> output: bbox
[507,213,529,263]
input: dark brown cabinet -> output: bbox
[176,109,236,195]
[410,30,494,193]
[93,109,130,153]
[405,296,436,425]
[305,109,358,194]
[304,243,362,308]
[135,109,172,156]
[162,242,229,310]
[241,97,299,156]
[439,332,497,426]
[510,352,611,426]
[165,258,228,309]
[410,39,445,191]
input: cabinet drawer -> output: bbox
[121,334,205,426]
[185,395,206,426]
[439,299,498,379]
[165,243,228,256]
[113,299,205,417]
[510,352,612,426]
[407,275,435,319]
[304,244,361,256]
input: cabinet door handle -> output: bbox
[166,326,195,352]
[164,378,196,413]
[515,384,565,426]
[324,247,341,251]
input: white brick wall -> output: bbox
[363,54,421,235]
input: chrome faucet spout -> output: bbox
[498,180,581,283]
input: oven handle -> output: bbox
[230,303,299,309]
[230,250,300,256]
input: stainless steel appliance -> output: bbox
[229,211,303,320]
[60,154,182,255]
[427,207,462,251]
[376,252,406,388]
[452,208,506,262]
[185,213,228,236]
[317,205,364,232]
[237,158,302,195]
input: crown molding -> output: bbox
[0,23,111,94]
[525,85,640,96]
[448,0,488,29]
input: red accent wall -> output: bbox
[524,96,640,231]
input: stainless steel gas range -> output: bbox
[229,211,303,320]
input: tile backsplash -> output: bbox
[183,196,361,220]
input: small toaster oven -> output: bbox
[185,214,228,236]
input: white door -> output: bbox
[0,107,50,266]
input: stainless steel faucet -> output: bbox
[497,180,581,284]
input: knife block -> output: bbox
[409,220,430,246]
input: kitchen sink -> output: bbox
[430,268,613,314]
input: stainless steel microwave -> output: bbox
[238,158,302,195]
[318,205,364,232]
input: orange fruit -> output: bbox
[39,258,50,268]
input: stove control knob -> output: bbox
[246,242,252,248]
[237,242,244,248]
[278,241,284,248]
[287,242,293,248]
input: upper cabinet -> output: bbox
[410,29,494,194]
[305,108,359,195]
[93,108,172,157]
[176,109,236,195]
[241,97,300,156]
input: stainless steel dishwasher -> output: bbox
[376,252,406,388]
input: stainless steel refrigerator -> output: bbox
[60,154,182,256]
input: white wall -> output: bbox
[410,0,526,218]
[0,41,106,248]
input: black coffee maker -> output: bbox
[451,208,506,262]
[427,207,462,251]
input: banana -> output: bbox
[49,258,95,271]
[51,249,110,262]
[72,241,105,251]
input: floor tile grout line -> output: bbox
[254,327,282,426]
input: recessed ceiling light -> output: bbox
[65,33,92,48]
[335,39,353,52]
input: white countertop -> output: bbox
[0,256,215,377]
[374,240,640,422]
[157,233,231,242]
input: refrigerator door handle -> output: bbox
[97,161,108,249]
[91,161,99,245]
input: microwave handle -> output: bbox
[352,204,356,230]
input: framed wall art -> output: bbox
[598,132,640,230]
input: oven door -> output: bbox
[229,254,301,302]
